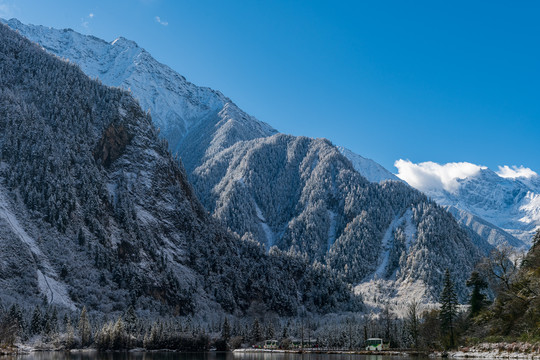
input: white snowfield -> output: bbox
[371,208,416,280]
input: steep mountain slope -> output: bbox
[4,18,494,304]
[339,148,523,251]
[0,23,359,316]
[191,134,489,301]
[445,206,526,249]
[2,18,277,173]
[396,161,539,247]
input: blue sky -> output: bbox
[1,0,539,173]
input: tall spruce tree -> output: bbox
[78,307,92,347]
[30,306,42,335]
[466,271,488,316]
[252,319,262,343]
[440,269,458,348]
[221,317,231,341]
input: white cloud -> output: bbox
[155,16,168,26]
[81,13,94,29]
[496,165,538,179]
[394,160,486,193]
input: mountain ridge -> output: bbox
[0,22,359,316]
[3,18,494,306]
[396,160,540,246]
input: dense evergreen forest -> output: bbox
[0,230,538,351]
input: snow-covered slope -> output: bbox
[191,133,489,302]
[337,147,400,183]
[0,23,359,316]
[396,160,540,246]
[3,18,496,305]
[2,17,276,164]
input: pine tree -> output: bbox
[50,307,58,334]
[221,317,231,341]
[30,306,42,335]
[405,300,419,349]
[65,318,75,349]
[8,305,23,335]
[266,322,275,340]
[111,317,126,350]
[78,306,92,347]
[123,305,137,347]
[282,320,290,339]
[42,311,51,336]
[252,319,262,343]
[466,271,488,316]
[439,269,458,348]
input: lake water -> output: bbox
[2,352,429,360]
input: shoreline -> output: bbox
[441,343,540,360]
[1,344,539,358]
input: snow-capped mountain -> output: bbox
[0,23,359,315]
[396,160,540,246]
[1,17,277,168]
[4,18,493,304]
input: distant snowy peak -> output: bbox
[2,17,276,155]
[395,160,540,245]
[337,146,400,183]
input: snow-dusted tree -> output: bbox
[439,269,458,348]
[221,317,230,341]
[466,271,488,316]
[78,307,92,347]
[405,300,419,348]
[251,319,262,343]
[30,306,42,335]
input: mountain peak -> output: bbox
[111,36,139,48]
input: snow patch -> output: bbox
[370,209,416,280]
[327,210,337,251]
[354,278,431,317]
[118,106,127,117]
[255,203,274,249]
[0,188,75,310]
[338,146,399,183]
[0,190,43,257]
[136,206,157,225]
[403,208,417,250]
[37,270,76,310]
[372,216,399,279]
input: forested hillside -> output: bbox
[0,23,359,316]
[4,18,493,305]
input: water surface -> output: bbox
[6,352,431,360]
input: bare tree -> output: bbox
[478,246,521,295]
[405,300,420,349]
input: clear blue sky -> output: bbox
[1,0,539,173]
